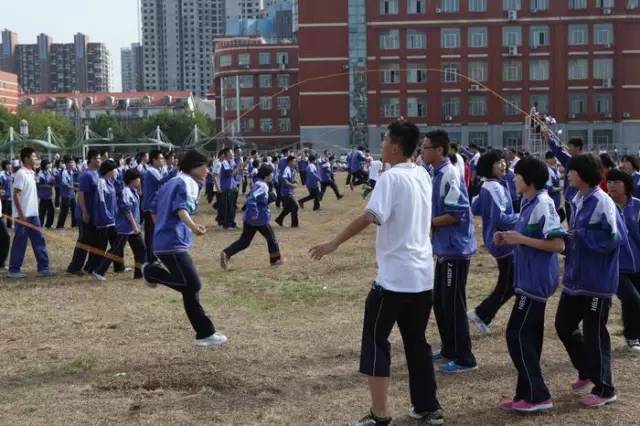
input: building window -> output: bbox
[442,95,460,117]
[593,58,613,80]
[502,26,522,47]
[469,0,487,12]
[569,0,587,9]
[594,23,614,45]
[380,30,400,49]
[407,30,427,49]
[407,0,426,13]
[596,0,614,7]
[469,95,487,116]
[223,99,236,111]
[276,52,289,65]
[442,63,461,82]
[407,63,427,83]
[441,0,460,12]
[503,131,523,148]
[468,61,488,82]
[277,96,291,109]
[569,93,588,114]
[279,118,291,132]
[240,119,254,132]
[594,130,613,150]
[502,60,522,81]
[504,94,522,116]
[530,26,549,48]
[259,52,270,65]
[259,74,272,88]
[239,97,255,111]
[530,94,549,113]
[277,74,289,88]
[529,59,549,81]
[407,97,427,117]
[238,53,250,66]
[468,27,488,48]
[259,97,272,110]
[219,55,232,66]
[569,24,588,45]
[568,59,589,80]
[238,75,253,88]
[530,0,548,11]
[441,28,461,49]
[381,63,401,83]
[503,0,521,10]
[381,97,401,117]
[260,118,273,133]
[380,0,399,14]
[595,93,612,113]
[469,131,489,147]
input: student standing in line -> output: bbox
[93,168,146,281]
[275,155,299,228]
[90,160,119,280]
[0,160,14,228]
[467,150,518,336]
[67,150,102,275]
[37,159,56,229]
[205,160,215,204]
[212,150,223,224]
[310,120,443,426]
[56,156,77,229]
[298,154,321,211]
[494,156,566,413]
[298,151,308,186]
[219,148,243,229]
[556,153,624,408]
[422,129,478,374]
[7,147,57,279]
[319,155,343,201]
[605,169,640,352]
[220,164,282,269]
[142,150,166,264]
[143,149,227,348]
[0,194,9,271]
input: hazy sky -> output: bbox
[0,0,139,92]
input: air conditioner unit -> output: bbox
[605,43,613,48]
[603,8,612,15]
[531,8,538,14]
[280,109,289,116]
[279,63,286,70]
[628,3,639,11]
[602,78,613,88]
[623,112,632,118]
[605,113,613,118]
[435,8,442,13]
[470,84,481,91]
[444,115,453,122]
[508,10,518,21]
[569,113,577,119]
[508,46,519,56]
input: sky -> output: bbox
[0,0,139,92]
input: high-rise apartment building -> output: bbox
[141,0,226,97]
[121,43,144,92]
[0,29,19,73]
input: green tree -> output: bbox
[0,106,19,142]
[92,113,126,142]
[140,110,214,147]
[15,107,75,147]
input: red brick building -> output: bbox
[0,71,19,113]
[211,36,299,149]
[298,0,640,152]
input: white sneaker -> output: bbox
[8,271,26,279]
[467,309,491,335]
[627,339,640,352]
[92,272,107,282]
[195,332,228,347]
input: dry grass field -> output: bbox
[1,175,639,425]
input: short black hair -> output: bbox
[622,155,640,172]
[476,149,506,179]
[99,159,117,176]
[149,149,163,162]
[544,151,555,160]
[251,150,257,156]
[286,155,296,164]
[425,129,450,157]
[179,149,209,173]
[514,156,549,190]
[568,137,584,151]
[40,159,50,169]
[1,160,10,170]
[308,154,317,162]
[567,154,603,187]
[221,147,232,156]
[387,120,420,158]
[599,153,615,170]
[281,148,289,155]
[63,155,74,163]
[86,149,100,162]
[450,142,459,153]
[20,147,36,162]
[607,168,633,196]
[257,164,274,179]
[124,168,141,185]
[328,155,335,161]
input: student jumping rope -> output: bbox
[298,154,321,211]
[319,155,343,201]
[422,130,478,374]
[142,149,227,348]
[275,155,299,228]
[606,169,640,352]
[220,164,283,269]
[310,120,443,426]
[90,160,119,277]
[555,153,624,408]
[493,156,566,413]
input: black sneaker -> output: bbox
[411,408,444,425]
[348,411,392,426]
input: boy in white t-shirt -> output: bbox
[310,120,443,426]
[362,157,383,198]
[8,147,56,278]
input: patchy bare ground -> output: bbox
[1,175,638,425]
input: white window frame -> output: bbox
[468,27,488,48]
[529,59,550,81]
[441,28,461,49]
[568,59,589,80]
[468,61,488,82]
[407,29,427,49]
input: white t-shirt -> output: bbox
[369,160,383,181]
[13,167,39,218]
[366,163,434,293]
[455,153,465,182]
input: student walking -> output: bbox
[275,156,299,227]
[7,148,57,278]
[494,156,566,413]
[422,129,478,374]
[468,150,518,335]
[142,150,227,348]
[555,154,623,408]
[56,156,77,228]
[220,164,282,269]
[37,159,56,228]
[310,120,443,426]
[298,154,321,211]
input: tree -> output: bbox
[92,113,126,142]
[139,110,214,147]
[14,107,75,147]
[0,106,18,141]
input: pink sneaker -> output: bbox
[572,378,592,393]
[579,394,617,408]
[512,400,553,413]
[498,400,519,410]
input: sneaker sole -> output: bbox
[580,396,617,408]
[439,366,479,374]
[195,338,228,348]
[513,403,554,413]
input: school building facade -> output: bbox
[297,0,640,152]
[0,71,19,113]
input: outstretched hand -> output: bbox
[309,241,338,260]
